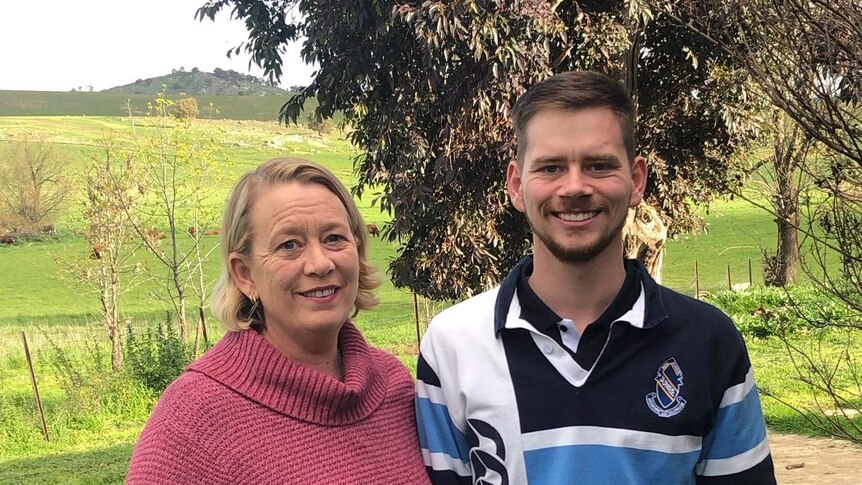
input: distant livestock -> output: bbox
[41,224,57,237]
[366,223,380,237]
[189,226,219,237]
[146,228,167,242]
[90,244,104,260]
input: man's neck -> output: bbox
[528,241,627,333]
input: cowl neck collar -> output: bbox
[187,321,388,425]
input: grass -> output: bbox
[749,330,862,436]
[0,114,857,483]
[0,90,323,122]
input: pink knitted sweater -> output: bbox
[127,322,430,484]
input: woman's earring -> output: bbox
[249,293,259,316]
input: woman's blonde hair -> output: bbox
[211,157,380,331]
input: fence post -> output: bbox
[413,293,421,348]
[727,265,732,291]
[695,260,700,300]
[22,331,49,442]
[748,259,753,286]
[199,307,209,347]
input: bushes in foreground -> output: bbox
[125,313,194,393]
[706,284,855,339]
[1,313,199,457]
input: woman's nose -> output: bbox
[303,242,335,276]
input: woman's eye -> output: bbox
[325,234,346,244]
[279,240,299,251]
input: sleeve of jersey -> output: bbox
[694,341,776,484]
[415,325,473,485]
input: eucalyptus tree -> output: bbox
[199,0,745,299]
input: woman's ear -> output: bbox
[228,252,255,298]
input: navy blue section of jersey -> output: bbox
[466,419,509,485]
[426,468,473,485]
[501,295,739,437]
[515,262,562,332]
[695,455,776,485]
[417,353,441,387]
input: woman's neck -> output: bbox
[260,324,343,380]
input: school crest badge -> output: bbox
[646,357,687,417]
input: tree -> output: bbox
[198,0,746,299]
[663,0,862,443]
[61,135,146,372]
[116,91,223,342]
[711,69,813,286]
[756,111,814,286]
[0,141,70,234]
[174,97,200,120]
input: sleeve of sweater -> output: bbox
[127,377,233,485]
[127,421,229,484]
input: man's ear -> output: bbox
[629,155,648,207]
[228,252,255,298]
[507,160,526,213]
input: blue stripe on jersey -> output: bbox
[416,397,470,462]
[524,444,700,484]
[701,385,767,460]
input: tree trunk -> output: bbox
[623,203,668,283]
[109,323,123,372]
[178,286,187,342]
[770,164,800,285]
[98,262,123,372]
[766,116,805,286]
[774,209,799,285]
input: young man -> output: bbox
[415,71,776,484]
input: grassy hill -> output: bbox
[0,90,317,121]
[102,68,288,97]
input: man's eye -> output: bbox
[592,163,608,171]
[541,166,560,174]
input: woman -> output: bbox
[127,157,430,484]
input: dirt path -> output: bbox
[771,433,862,483]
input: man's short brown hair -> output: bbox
[512,71,637,163]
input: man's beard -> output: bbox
[527,209,627,264]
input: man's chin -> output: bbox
[539,234,615,264]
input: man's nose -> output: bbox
[557,168,594,197]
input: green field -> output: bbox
[0,114,856,483]
[0,90,322,122]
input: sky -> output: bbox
[0,0,315,92]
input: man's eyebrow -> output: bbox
[530,154,567,165]
[582,153,622,164]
